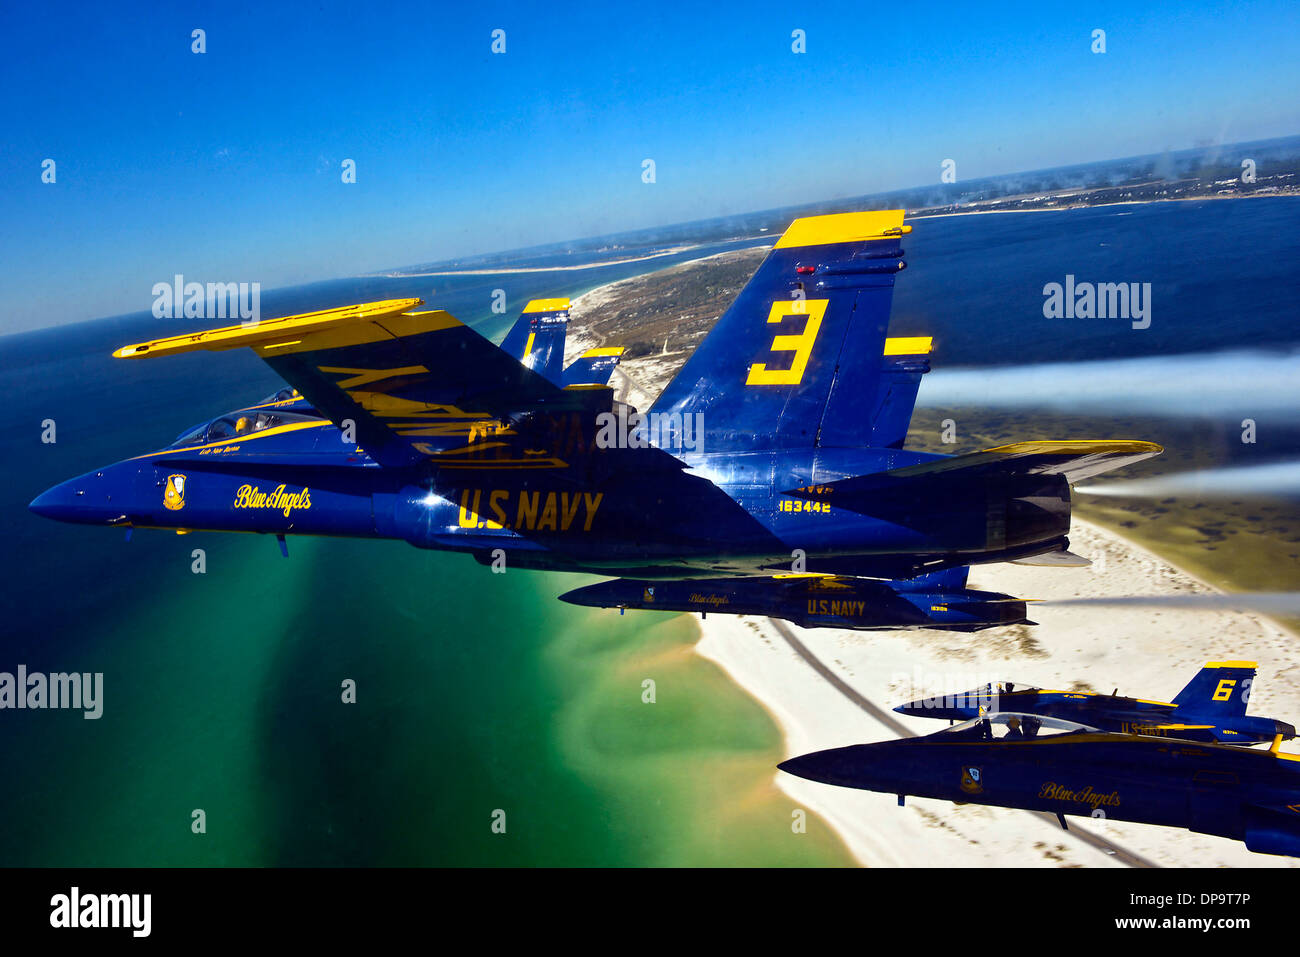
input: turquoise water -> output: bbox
[0,244,847,867]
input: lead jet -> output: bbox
[29,210,1161,632]
[779,712,1300,857]
[893,661,1297,744]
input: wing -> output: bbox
[114,298,604,469]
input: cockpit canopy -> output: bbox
[171,409,320,447]
[937,712,1098,742]
[984,681,1041,695]
[258,387,300,405]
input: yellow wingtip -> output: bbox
[112,298,426,359]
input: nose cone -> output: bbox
[559,579,645,608]
[894,697,938,718]
[893,696,979,721]
[894,684,993,720]
[29,471,129,525]
[779,742,892,791]
[29,480,78,521]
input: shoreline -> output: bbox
[373,193,1295,279]
[368,242,742,278]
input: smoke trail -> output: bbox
[918,349,1300,420]
[1042,592,1300,614]
[1075,460,1300,498]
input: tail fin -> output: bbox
[563,347,624,388]
[893,566,970,592]
[1172,661,1257,717]
[866,339,934,449]
[500,298,570,384]
[650,210,910,453]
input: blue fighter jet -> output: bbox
[780,712,1300,857]
[29,210,1161,632]
[893,661,1297,744]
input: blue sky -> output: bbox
[1,0,1297,333]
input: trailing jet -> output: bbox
[779,712,1300,857]
[29,210,1160,632]
[561,567,1034,632]
[894,661,1297,744]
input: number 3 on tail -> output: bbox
[746,299,829,386]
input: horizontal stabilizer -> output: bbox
[893,566,970,591]
[787,440,1163,504]
[1011,548,1092,567]
[563,347,624,388]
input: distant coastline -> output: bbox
[909,187,1298,221]
[367,243,706,278]
[377,189,1297,279]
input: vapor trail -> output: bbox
[918,349,1300,420]
[1041,593,1300,614]
[1075,460,1300,498]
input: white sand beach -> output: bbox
[693,519,1299,868]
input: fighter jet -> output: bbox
[779,712,1300,857]
[893,661,1296,744]
[29,210,1160,631]
[560,566,1034,632]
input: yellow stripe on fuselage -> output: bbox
[129,419,331,460]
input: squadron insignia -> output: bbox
[163,474,187,511]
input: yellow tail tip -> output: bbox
[775,210,909,249]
